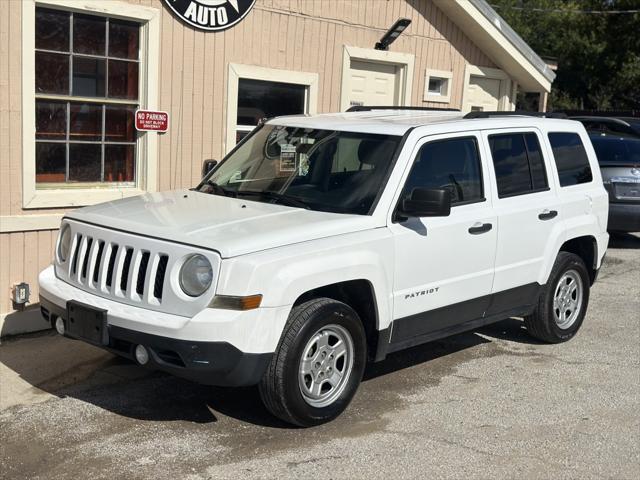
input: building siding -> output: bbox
[0,0,495,318]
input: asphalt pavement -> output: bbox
[1,233,639,480]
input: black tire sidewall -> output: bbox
[545,254,590,341]
[282,302,367,426]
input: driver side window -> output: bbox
[401,136,484,205]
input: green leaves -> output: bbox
[491,0,640,110]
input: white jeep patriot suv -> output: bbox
[39,108,609,426]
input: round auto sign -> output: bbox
[163,0,256,31]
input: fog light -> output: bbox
[135,345,149,365]
[55,317,65,335]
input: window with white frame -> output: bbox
[423,69,453,103]
[226,64,318,153]
[34,7,140,187]
[235,79,308,144]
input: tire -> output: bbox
[525,252,590,343]
[258,298,367,427]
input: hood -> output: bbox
[66,190,381,258]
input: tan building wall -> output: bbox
[0,0,497,326]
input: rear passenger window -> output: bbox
[548,132,593,186]
[489,132,549,197]
[402,137,484,205]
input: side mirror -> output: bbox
[202,159,218,177]
[400,188,451,217]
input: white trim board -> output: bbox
[0,214,63,233]
[22,0,161,209]
[225,64,319,155]
[340,46,415,112]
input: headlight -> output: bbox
[57,224,72,262]
[179,254,213,297]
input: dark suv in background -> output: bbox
[571,116,640,232]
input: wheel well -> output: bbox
[559,235,598,284]
[294,280,379,361]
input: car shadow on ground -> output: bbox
[1,317,535,428]
[608,232,640,249]
[476,317,547,345]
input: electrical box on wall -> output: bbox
[11,282,30,311]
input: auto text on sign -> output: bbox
[162,0,257,32]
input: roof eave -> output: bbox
[432,0,555,92]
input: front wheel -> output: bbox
[525,252,590,343]
[258,298,367,427]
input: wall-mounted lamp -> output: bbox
[375,18,411,51]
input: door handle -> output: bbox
[468,222,492,235]
[538,209,558,221]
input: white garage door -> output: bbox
[348,59,399,108]
[465,75,501,112]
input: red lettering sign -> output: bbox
[135,110,169,132]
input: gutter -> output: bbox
[468,0,556,84]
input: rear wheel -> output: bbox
[258,298,367,427]
[525,252,590,343]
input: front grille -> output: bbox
[66,232,169,304]
[57,219,220,318]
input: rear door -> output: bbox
[482,128,561,312]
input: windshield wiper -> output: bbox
[237,190,311,209]
[203,180,235,197]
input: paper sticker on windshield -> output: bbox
[280,144,297,172]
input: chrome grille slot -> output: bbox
[71,234,83,275]
[55,219,220,318]
[120,248,134,293]
[154,255,169,300]
[80,237,94,281]
[105,244,119,288]
[136,251,150,296]
[92,241,105,284]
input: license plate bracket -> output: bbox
[66,300,108,346]
[614,182,640,199]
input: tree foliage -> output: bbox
[490,0,640,110]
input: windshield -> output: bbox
[198,125,401,215]
[590,135,640,165]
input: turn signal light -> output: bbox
[210,294,263,311]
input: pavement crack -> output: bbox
[286,455,343,468]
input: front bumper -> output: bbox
[608,202,640,232]
[40,296,270,386]
[38,266,281,386]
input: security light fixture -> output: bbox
[375,18,411,51]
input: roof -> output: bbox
[432,0,555,92]
[268,110,580,136]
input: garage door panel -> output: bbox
[465,75,501,112]
[348,59,399,107]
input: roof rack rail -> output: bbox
[463,110,568,119]
[558,109,639,118]
[346,105,461,113]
